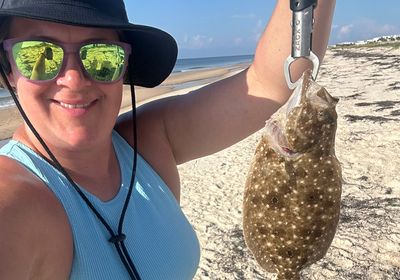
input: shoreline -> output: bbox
[0,63,249,143]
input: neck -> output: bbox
[14,125,121,201]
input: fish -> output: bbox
[242,70,342,280]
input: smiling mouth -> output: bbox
[52,99,97,117]
[59,101,92,109]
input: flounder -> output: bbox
[243,70,342,280]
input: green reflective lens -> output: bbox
[80,43,126,82]
[10,41,127,83]
[12,41,63,81]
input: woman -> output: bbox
[0,0,335,279]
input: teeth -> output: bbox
[59,101,91,109]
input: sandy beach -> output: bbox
[1,46,399,279]
[178,46,400,279]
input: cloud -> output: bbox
[233,37,243,46]
[331,18,400,43]
[338,24,354,38]
[257,19,264,28]
[243,18,265,43]
[182,34,214,49]
[231,12,265,43]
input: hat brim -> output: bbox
[121,24,178,88]
[0,5,178,88]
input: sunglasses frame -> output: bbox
[2,37,132,84]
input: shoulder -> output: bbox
[115,104,181,200]
[0,156,72,279]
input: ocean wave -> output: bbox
[173,54,254,73]
[0,95,15,109]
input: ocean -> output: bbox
[173,54,253,73]
[0,89,16,108]
[0,54,254,109]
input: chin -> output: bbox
[53,128,109,151]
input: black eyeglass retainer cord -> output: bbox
[0,54,141,280]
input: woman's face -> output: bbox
[7,18,124,151]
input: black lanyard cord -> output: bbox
[118,66,138,236]
[113,61,142,279]
[0,66,141,280]
[114,241,141,280]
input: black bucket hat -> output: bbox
[0,0,178,87]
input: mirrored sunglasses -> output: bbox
[3,38,131,83]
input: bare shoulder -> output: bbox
[0,156,73,279]
[115,100,181,200]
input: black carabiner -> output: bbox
[290,0,317,12]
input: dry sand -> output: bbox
[178,46,400,279]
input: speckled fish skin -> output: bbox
[243,70,342,280]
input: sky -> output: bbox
[125,0,400,59]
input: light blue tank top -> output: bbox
[0,131,200,280]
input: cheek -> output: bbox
[101,82,124,108]
[15,78,52,110]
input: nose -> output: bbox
[56,53,92,89]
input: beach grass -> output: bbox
[331,40,400,50]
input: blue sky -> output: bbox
[126,0,400,58]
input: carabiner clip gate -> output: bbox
[284,0,319,89]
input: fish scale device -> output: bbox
[243,1,343,279]
[284,0,319,89]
